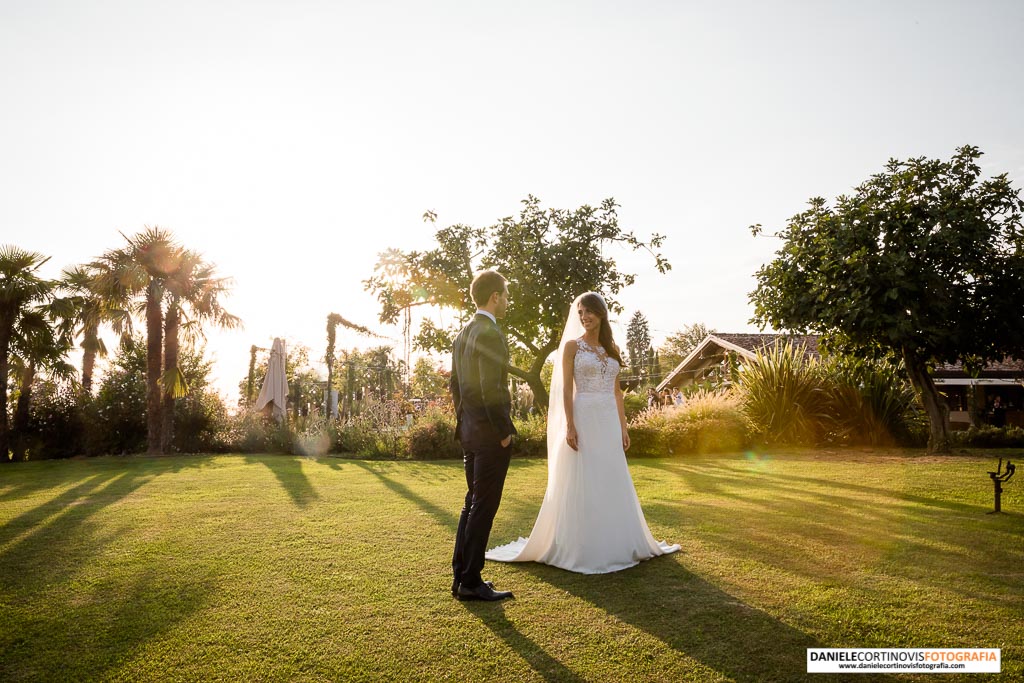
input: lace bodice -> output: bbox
[573,337,620,394]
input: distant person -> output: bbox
[672,388,684,406]
[647,387,658,409]
[992,396,1007,427]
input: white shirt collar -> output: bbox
[476,310,497,325]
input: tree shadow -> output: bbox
[349,460,459,531]
[0,469,156,594]
[459,601,588,683]
[519,559,896,683]
[1,568,212,681]
[0,456,218,593]
[243,454,319,507]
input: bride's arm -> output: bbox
[563,340,578,451]
[615,372,630,451]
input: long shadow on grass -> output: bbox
[244,455,318,507]
[349,460,459,531]
[521,559,895,683]
[1,568,211,681]
[0,469,156,594]
[460,602,587,683]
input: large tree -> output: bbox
[365,197,670,409]
[8,300,76,461]
[625,311,652,383]
[659,322,714,372]
[93,228,179,454]
[160,250,240,452]
[59,264,133,394]
[750,146,1024,453]
[0,246,57,462]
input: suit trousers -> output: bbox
[452,441,512,589]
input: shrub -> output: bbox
[627,390,750,456]
[221,410,292,453]
[737,340,826,446]
[622,392,648,421]
[952,425,1024,448]
[819,355,919,446]
[334,398,409,458]
[19,380,87,460]
[512,412,547,458]
[173,390,232,453]
[406,406,461,460]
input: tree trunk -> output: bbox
[903,349,950,453]
[146,288,163,454]
[81,324,99,395]
[509,338,560,412]
[0,323,11,462]
[160,303,179,454]
[11,362,36,461]
[325,345,335,418]
[247,345,257,406]
[345,357,355,418]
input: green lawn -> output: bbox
[1,450,1020,682]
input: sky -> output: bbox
[3,0,1023,401]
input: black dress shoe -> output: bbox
[451,579,494,597]
[457,582,514,601]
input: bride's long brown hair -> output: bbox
[578,293,625,366]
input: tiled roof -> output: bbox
[933,357,1024,377]
[713,333,821,358]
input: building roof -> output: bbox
[657,333,820,391]
[657,332,1023,391]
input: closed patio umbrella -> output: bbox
[255,337,288,423]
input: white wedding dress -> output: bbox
[487,334,680,574]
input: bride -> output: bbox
[487,292,679,574]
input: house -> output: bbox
[656,333,820,391]
[657,333,1023,428]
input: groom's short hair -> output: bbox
[471,270,507,307]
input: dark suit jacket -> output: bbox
[450,313,517,448]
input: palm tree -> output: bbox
[159,250,240,452]
[9,303,76,461]
[92,227,180,454]
[0,246,56,462]
[58,264,133,394]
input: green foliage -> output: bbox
[410,356,448,400]
[819,354,919,446]
[365,196,670,409]
[335,397,409,458]
[750,146,1024,452]
[628,390,750,456]
[658,322,713,372]
[737,341,826,446]
[404,406,461,460]
[0,245,62,460]
[622,391,648,421]
[15,380,87,460]
[88,337,224,455]
[625,310,652,380]
[511,412,547,458]
[952,425,1024,448]
[220,409,293,454]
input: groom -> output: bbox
[450,270,517,601]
